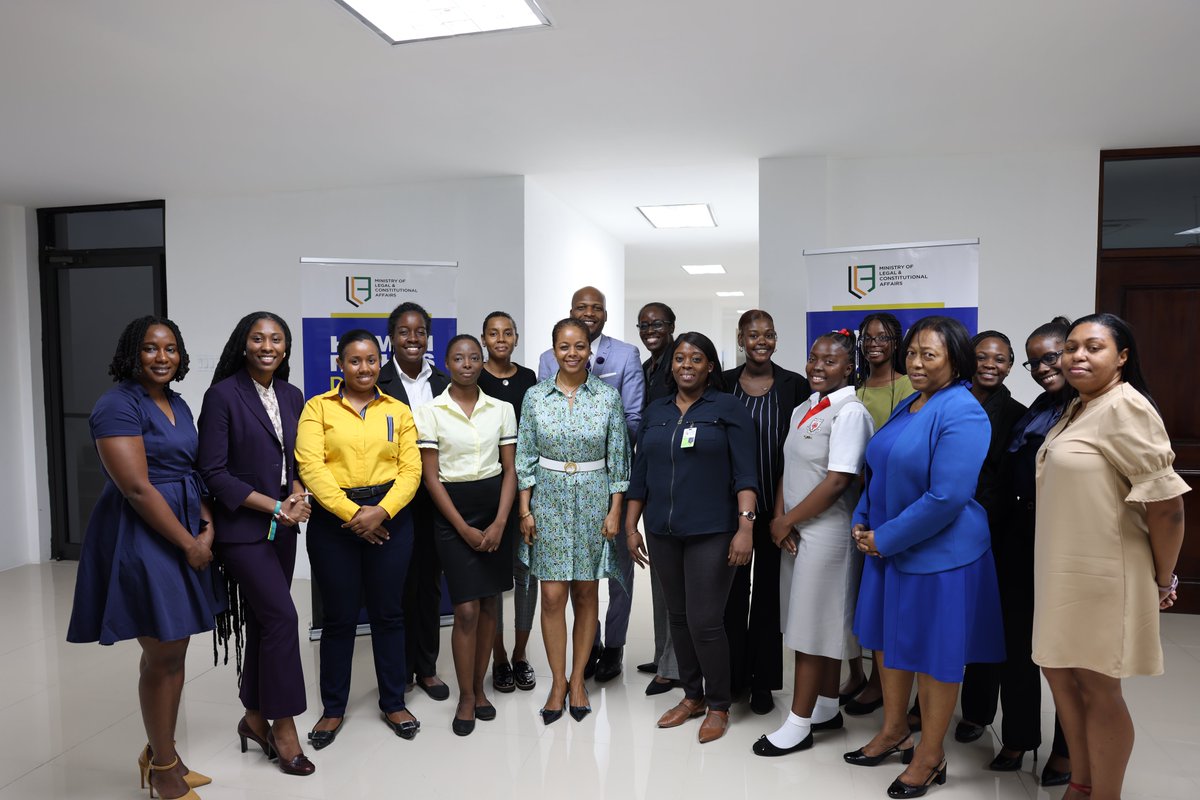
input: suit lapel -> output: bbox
[378,360,411,405]
[235,370,281,444]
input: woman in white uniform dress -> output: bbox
[754,330,875,757]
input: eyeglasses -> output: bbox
[636,320,669,332]
[1022,351,1063,371]
[860,335,896,345]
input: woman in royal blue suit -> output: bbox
[844,316,1004,799]
[198,312,315,776]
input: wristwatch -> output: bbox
[738,510,757,522]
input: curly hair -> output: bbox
[211,312,293,386]
[108,315,190,383]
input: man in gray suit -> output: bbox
[537,286,644,681]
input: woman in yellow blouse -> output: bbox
[295,329,423,748]
[414,335,518,736]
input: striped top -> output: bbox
[733,382,783,517]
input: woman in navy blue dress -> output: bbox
[67,316,223,800]
[843,316,1004,799]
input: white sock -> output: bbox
[811,695,839,724]
[766,711,811,748]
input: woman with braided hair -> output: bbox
[197,311,314,776]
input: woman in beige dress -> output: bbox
[1034,313,1189,800]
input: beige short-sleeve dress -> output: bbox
[1032,383,1190,677]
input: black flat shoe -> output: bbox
[475,703,497,721]
[415,678,450,701]
[540,682,569,726]
[452,717,475,736]
[645,677,680,696]
[844,737,915,767]
[988,750,1025,771]
[844,695,884,716]
[886,759,947,798]
[239,716,274,758]
[1040,764,1071,787]
[637,661,658,674]
[513,660,537,691]
[382,712,421,740]
[492,661,516,693]
[954,720,985,743]
[812,712,844,732]
[307,717,344,751]
[752,731,813,757]
[749,690,775,715]
[839,678,869,705]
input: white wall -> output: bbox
[0,206,46,570]
[167,176,526,578]
[760,151,1099,404]
[523,179,624,366]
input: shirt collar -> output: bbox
[252,378,274,396]
[807,385,856,405]
[433,385,495,411]
[544,372,598,396]
[396,358,433,384]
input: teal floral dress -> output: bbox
[516,373,631,582]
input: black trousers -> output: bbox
[649,531,738,711]
[724,517,783,693]
[961,505,1068,756]
[403,487,443,680]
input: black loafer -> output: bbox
[988,750,1025,771]
[838,678,868,705]
[844,695,884,716]
[475,703,497,721]
[382,713,421,740]
[452,717,475,736]
[954,720,986,743]
[752,731,813,757]
[513,660,537,691]
[637,661,658,674]
[307,717,344,751]
[645,677,680,696]
[492,662,516,693]
[812,712,844,732]
[415,678,450,701]
[594,646,623,682]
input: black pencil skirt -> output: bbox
[433,475,514,605]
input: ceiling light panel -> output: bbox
[637,204,717,229]
[337,0,550,45]
[681,264,725,275]
[715,291,744,297]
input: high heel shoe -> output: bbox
[1040,763,1072,787]
[266,730,316,776]
[145,756,201,800]
[139,744,211,790]
[886,759,947,798]
[988,747,1031,772]
[237,718,275,759]
[569,686,592,722]
[540,681,569,726]
[843,736,915,767]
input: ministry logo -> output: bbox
[847,264,876,299]
[346,276,373,307]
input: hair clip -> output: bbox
[836,328,851,336]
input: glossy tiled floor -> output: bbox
[2,562,1198,799]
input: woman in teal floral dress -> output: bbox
[516,318,630,724]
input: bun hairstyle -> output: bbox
[971,329,1014,363]
[482,310,517,335]
[1026,316,1072,345]
[337,328,382,358]
[820,327,857,356]
[444,333,483,360]
[1068,312,1157,408]
[551,317,591,346]
[737,309,773,330]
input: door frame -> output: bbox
[37,201,167,560]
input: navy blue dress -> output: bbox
[852,407,1004,683]
[67,381,223,645]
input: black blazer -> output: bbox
[641,344,675,409]
[197,370,305,544]
[975,384,1028,521]
[376,358,450,407]
[721,362,810,418]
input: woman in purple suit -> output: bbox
[198,312,315,776]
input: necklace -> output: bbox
[556,379,581,399]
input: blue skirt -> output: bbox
[853,550,1004,683]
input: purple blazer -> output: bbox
[197,370,305,544]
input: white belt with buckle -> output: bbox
[538,457,606,475]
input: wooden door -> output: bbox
[1097,254,1200,612]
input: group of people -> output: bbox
[65,285,1187,800]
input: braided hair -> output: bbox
[854,311,904,386]
[107,315,190,383]
[211,312,293,386]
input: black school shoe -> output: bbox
[513,660,537,690]
[492,661,516,693]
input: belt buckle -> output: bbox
[563,461,578,475]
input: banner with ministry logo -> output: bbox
[802,239,979,348]
[299,258,459,400]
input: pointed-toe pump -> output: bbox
[139,744,211,790]
[145,756,202,800]
[540,682,569,726]
[569,686,592,722]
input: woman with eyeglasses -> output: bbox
[721,309,810,715]
[844,312,914,716]
[1034,314,1187,800]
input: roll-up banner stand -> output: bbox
[803,239,980,347]
[300,258,458,640]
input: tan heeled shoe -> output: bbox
[145,756,201,800]
[139,744,212,790]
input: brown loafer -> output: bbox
[698,709,729,743]
[657,697,707,728]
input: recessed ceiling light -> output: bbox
[1176,226,1200,235]
[681,264,725,275]
[336,0,550,45]
[637,204,717,229]
[715,291,744,297]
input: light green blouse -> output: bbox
[856,374,915,430]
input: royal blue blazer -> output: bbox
[197,370,305,544]
[853,384,991,574]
